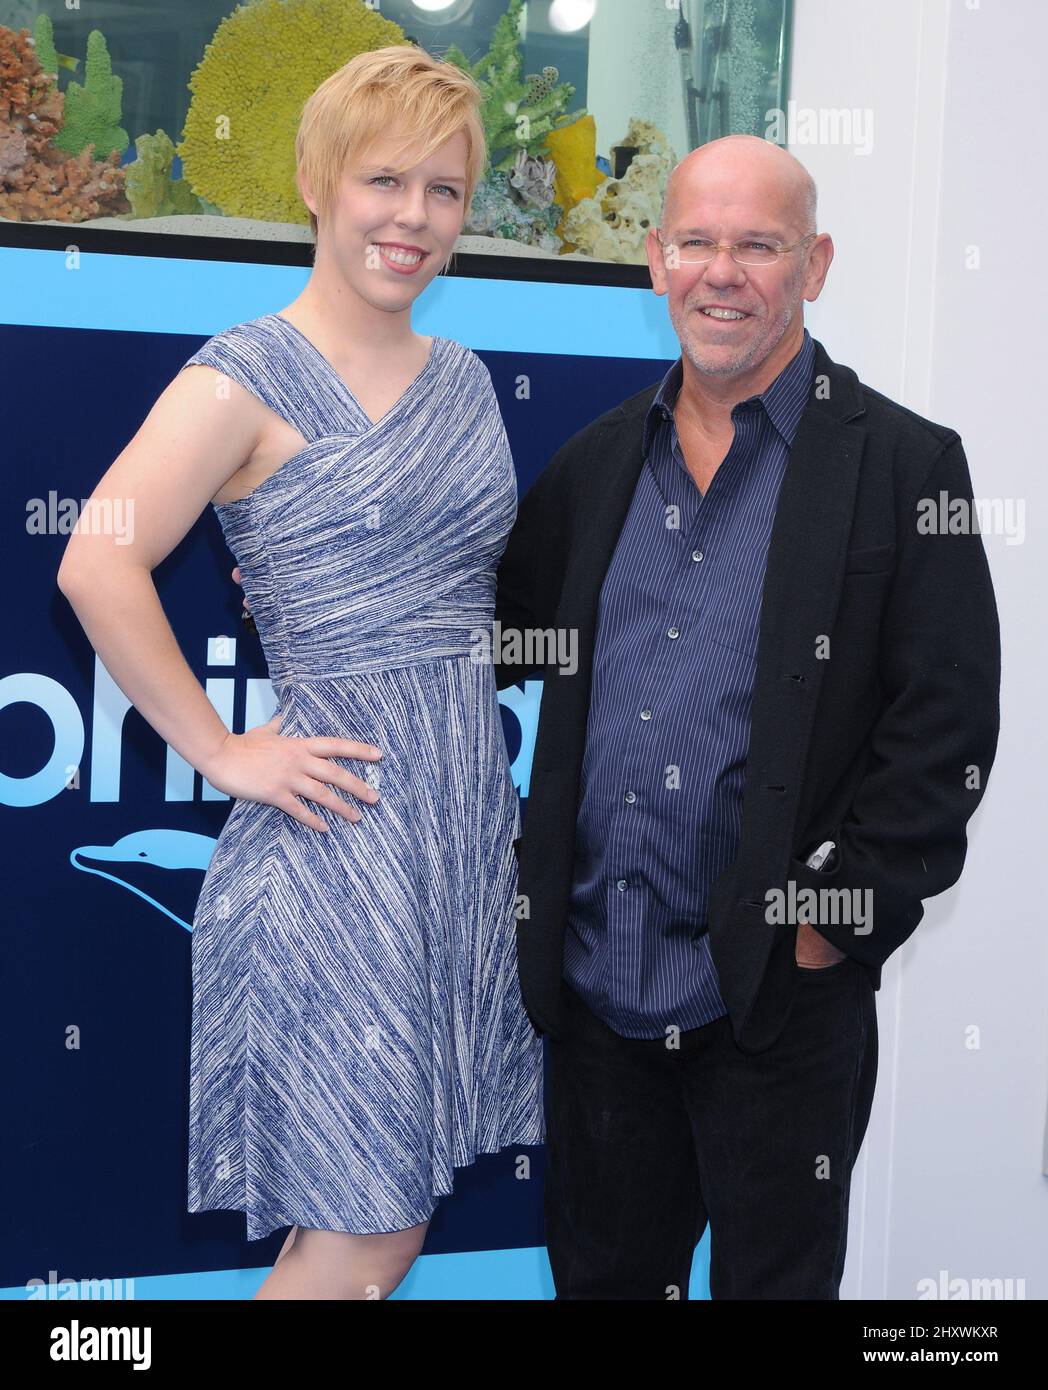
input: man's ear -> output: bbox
[803,233,834,302]
[646,226,669,297]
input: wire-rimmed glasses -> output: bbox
[656,231,816,266]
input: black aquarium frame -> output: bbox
[0,219,653,290]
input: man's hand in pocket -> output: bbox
[795,918,848,968]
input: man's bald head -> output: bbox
[661,135,817,239]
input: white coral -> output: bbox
[563,117,677,264]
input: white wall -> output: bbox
[790,0,1047,1299]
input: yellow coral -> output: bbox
[546,114,599,215]
[545,113,600,253]
[177,0,406,223]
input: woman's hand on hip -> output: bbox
[202,713,383,831]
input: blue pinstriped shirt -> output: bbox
[563,330,817,1039]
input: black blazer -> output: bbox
[494,338,1001,1052]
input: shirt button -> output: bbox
[692,549,703,562]
[624,790,636,803]
[667,626,680,639]
[640,708,652,721]
[616,879,628,892]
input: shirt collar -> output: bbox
[642,327,817,456]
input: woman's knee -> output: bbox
[295,1220,429,1297]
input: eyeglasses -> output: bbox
[656,232,816,266]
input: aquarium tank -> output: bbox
[0,0,791,271]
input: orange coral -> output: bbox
[0,25,129,223]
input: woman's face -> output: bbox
[307,129,470,312]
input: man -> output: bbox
[493,135,1000,1298]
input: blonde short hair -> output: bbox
[295,44,487,255]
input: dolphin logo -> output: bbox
[70,829,217,931]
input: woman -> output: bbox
[57,46,544,1300]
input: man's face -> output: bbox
[649,159,826,381]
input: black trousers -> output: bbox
[543,955,878,1299]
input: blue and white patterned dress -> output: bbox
[180,313,544,1240]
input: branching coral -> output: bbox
[177,0,406,223]
[0,24,128,223]
[50,28,128,162]
[124,129,201,219]
[31,14,80,76]
[32,13,59,75]
[444,0,577,172]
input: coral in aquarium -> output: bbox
[508,148,556,209]
[0,24,128,222]
[31,12,58,73]
[178,0,406,224]
[124,130,202,219]
[544,113,600,224]
[444,0,592,250]
[29,13,78,77]
[562,117,677,264]
[468,167,561,253]
[444,0,578,173]
[50,28,129,162]
[31,14,80,77]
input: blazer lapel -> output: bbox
[513,391,657,1026]
[534,389,657,757]
[708,341,868,1046]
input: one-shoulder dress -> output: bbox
[179,313,544,1240]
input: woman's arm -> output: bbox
[57,364,382,832]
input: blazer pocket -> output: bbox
[843,541,896,575]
